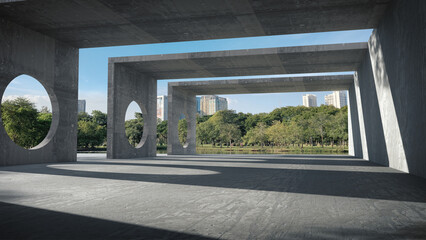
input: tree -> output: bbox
[77,120,105,149]
[92,110,107,127]
[157,120,168,145]
[125,113,144,147]
[267,121,287,146]
[1,97,49,148]
[218,123,241,147]
[178,118,187,145]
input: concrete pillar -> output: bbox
[0,18,78,166]
[107,63,157,158]
[348,83,362,158]
[358,0,425,178]
[167,86,196,155]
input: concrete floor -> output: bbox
[0,154,425,239]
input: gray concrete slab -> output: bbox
[0,1,390,48]
[107,64,157,159]
[0,18,78,166]
[112,43,367,79]
[355,0,426,179]
[0,153,425,239]
[168,75,354,95]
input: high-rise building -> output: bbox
[199,95,228,115]
[196,97,201,114]
[325,91,347,108]
[78,100,86,113]
[302,94,317,107]
[157,95,168,121]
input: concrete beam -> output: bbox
[111,43,367,80]
[0,1,390,48]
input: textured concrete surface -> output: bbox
[355,0,426,178]
[167,87,197,155]
[111,43,367,79]
[107,64,157,159]
[167,75,354,95]
[0,153,425,239]
[0,1,390,48]
[0,18,78,166]
[347,84,363,158]
[167,75,359,156]
[109,44,366,158]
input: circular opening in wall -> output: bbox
[125,101,147,148]
[0,74,56,150]
[178,113,189,148]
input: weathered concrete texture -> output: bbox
[167,87,196,155]
[356,53,389,165]
[348,84,362,158]
[358,0,426,178]
[168,75,354,95]
[0,1,390,48]
[168,75,358,155]
[112,43,367,79]
[0,18,78,166]
[0,154,425,239]
[110,44,366,158]
[107,64,157,159]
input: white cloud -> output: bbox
[2,95,52,111]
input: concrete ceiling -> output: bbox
[111,43,367,79]
[169,75,354,95]
[0,0,390,48]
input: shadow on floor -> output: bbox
[0,201,213,240]
[3,156,426,203]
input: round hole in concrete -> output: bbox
[178,113,189,148]
[125,101,147,148]
[0,74,58,150]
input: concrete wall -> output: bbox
[167,86,196,155]
[107,64,157,158]
[357,0,426,178]
[356,54,389,165]
[0,18,78,166]
[348,83,362,158]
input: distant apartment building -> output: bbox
[196,96,201,114]
[325,91,347,108]
[199,95,228,115]
[78,100,86,113]
[157,95,168,121]
[302,94,317,107]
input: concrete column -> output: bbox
[366,0,425,177]
[348,83,362,158]
[167,86,196,155]
[107,63,157,158]
[0,18,78,166]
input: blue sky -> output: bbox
[2,29,372,117]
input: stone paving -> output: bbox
[0,153,425,239]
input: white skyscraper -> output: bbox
[302,94,317,107]
[325,91,347,108]
[157,95,168,121]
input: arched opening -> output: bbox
[0,74,55,149]
[178,113,189,148]
[125,101,147,148]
